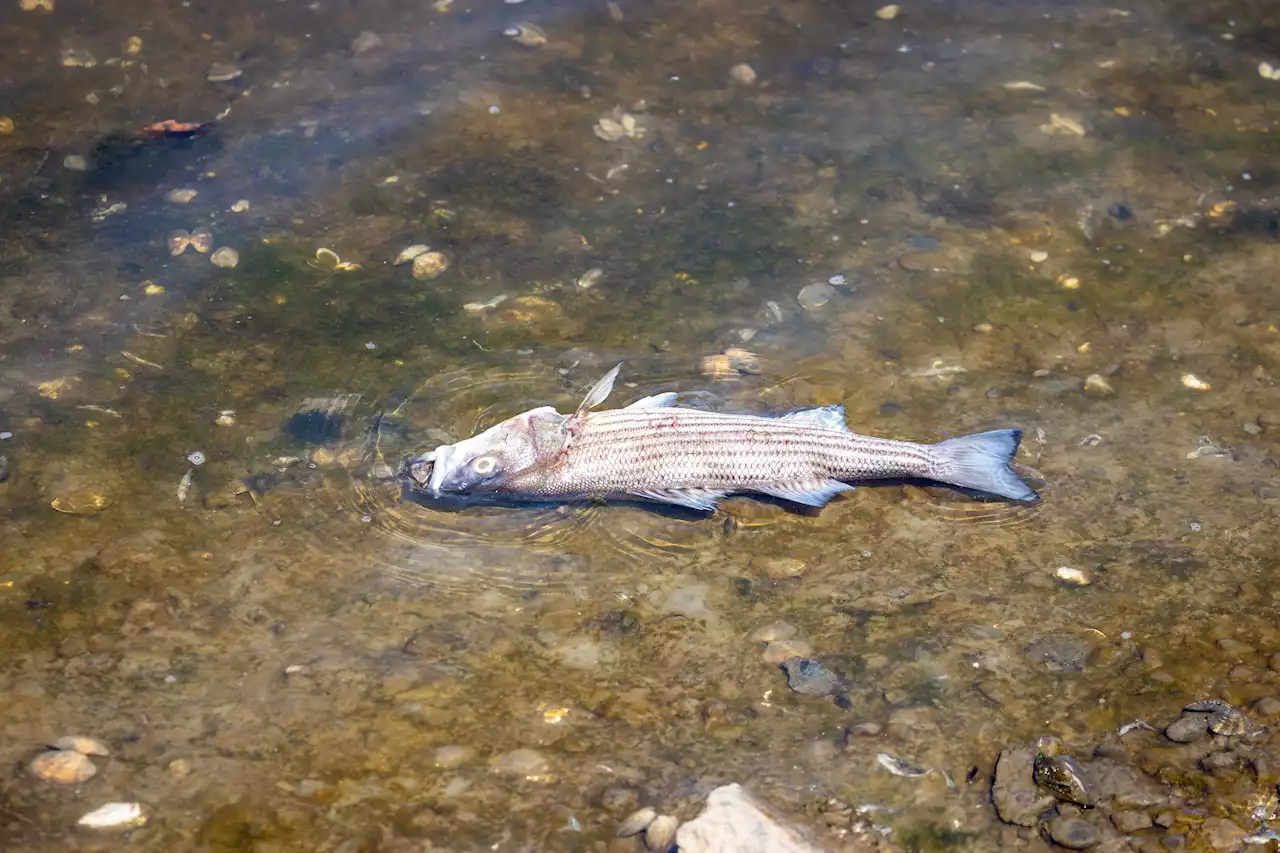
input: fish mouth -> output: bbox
[426,444,454,497]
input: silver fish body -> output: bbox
[412,365,1038,511]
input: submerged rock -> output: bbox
[780,657,843,698]
[1045,815,1101,849]
[992,745,1056,826]
[676,784,820,853]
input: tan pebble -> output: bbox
[875,4,899,19]
[750,620,798,644]
[30,750,96,783]
[753,556,806,579]
[0,116,13,134]
[411,251,450,280]
[762,638,813,665]
[1083,374,1114,395]
[729,63,757,86]
[644,815,679,852]
[974,322,994,333]
[617,807,656,837]
[51,735,109,756]
[165,187,198,204]
[125,36,143,55]
[167,758,192,777]
[1029,250,1049,263]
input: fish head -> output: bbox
[427,406,566,497]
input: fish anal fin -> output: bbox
[630,487,728,512]
[780,404,851,432]
[755,479,853,508]
[624,392,678,410]
[574,363,621,419]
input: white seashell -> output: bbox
[729,63,756,86]
[1054,567,1091,586]
[505,23,546,46]
[395,244,431,265]
[1180,373,1211,391]
[77,802,147,829]
[576,268,604,290]
[594,118,625,141]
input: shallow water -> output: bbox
[2,0,1279,849]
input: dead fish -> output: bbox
[877,752,929,778]
[405,363,1038,510]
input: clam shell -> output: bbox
[30,750,96,783]
[189,227,213,253]
[411,251,450,280]
[51,735,109,756]
[314,248,341,270]
[505,23,546,46]
[395,244,431,265]
[644,815,679,852]
[617,807,656,837]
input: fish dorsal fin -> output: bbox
[630,487,728,512]
[755,479,853,508]
[780,404,850,432]
[574,363,621,419]
[624,392,678,410]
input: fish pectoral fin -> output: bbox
[624,392,678,409]
[573,363,621,419]
[629,487,728,512]
[779,404,851,433]
[755,479,853,508]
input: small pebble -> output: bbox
[166,188,198,204]
[29,750,96,783]
[431,745,476,768]
[729,63,757,86]
[63,155,88,172]
[618,808,657,837]
[167,758,191,777]
[781,657,843,697]
[974,322,993,333]
[750,620,798,643]
[350,31,383,54]
[211,247,240,268]
[1046,815,1101,849]
[230,199,251,213]
[1255,697,1280,716]
[875,4,899,19]
[1111,810,1153,833]
[1029,250,1049,263]
[488,748,550,779]
[0,116,13,135]
[762,638,813,665]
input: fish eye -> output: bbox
[471,455,498,475]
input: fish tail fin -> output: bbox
[930,429,1039,502]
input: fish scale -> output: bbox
[512,409,932,496]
